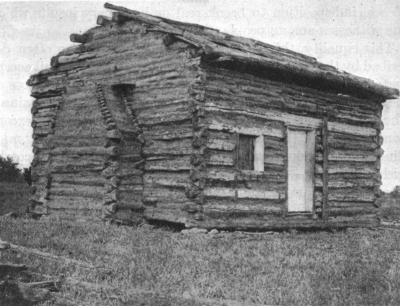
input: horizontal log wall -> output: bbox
[44,85,109,216]
[30,92,67,214]
[193,65,381,228]
[202,114,287,220]
[29,22,199,222]
[28,17,383,228]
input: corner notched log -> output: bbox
[111,11,135,24]
[97,15,111,26]
[70,34,89,44]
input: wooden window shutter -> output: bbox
[238,135,255,170]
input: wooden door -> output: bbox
[287,129,315,212]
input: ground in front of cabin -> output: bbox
[0,216,400,306]
[1,181,400,306]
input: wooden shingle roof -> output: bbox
[101,3,398,100]
[28,2,398,101]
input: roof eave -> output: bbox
[104,2,399,101]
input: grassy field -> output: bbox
[1,217,400,306]
[1,182,400,305]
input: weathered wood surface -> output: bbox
[322,118,329,219]
[26,5,388,228]
[315,189,376,202]
[51,173,106,186]
[145,156,192,171]
[50,183,104,198]
[6,241,107,270]
[204,67,380,134]
[186,212,378,230]
[315,163,377,174]
[47,196,102,210]
[52,146,119,156]
[103,2,398,100]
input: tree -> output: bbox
[23,167,32,186]
[390,185,400,198]
[0,156,22,182]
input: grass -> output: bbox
[0,218,400,306]
[0,183,400,305]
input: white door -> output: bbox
[287,129,315,212]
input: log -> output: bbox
[375,148,384,157]
[205,104,377,137]
[328,206,378,217]
[315,189,376,202]
[47,196,102,210]
[50,184,104,198]
[315,177,376,188]
[206,137,236,151]
[143,139,193,156]
[70,34,88,44]
[111,11,135,24]
[207,169,236,181]
[208,118,285,138]
[115,167,144,178]
[23,280,60,292]
[6,242,108,270]
[145,156,192,172]
[143,187,188,203]
[376,135,384,146]
[208,154,235,166]
[315,163,376,174]
[204,188,235,198]
[144,173,189,188]
[237,189,281,200]
[106,129,122,139]
[315,150,377,162]
[34,97,62,108]
[97,15,111,26]
[204,202,283,215]
[327,138,378,151]
[264,156,285,165]
[51,175,106,186]
[143,125,192,140]
[52,146,119,156]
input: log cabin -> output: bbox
[26,3,399,230]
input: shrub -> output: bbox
[0,156,22,182]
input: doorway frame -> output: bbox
[284,126,316,216]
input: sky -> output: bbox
[0,0,399,191]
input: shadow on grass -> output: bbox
[310,234,400,306]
